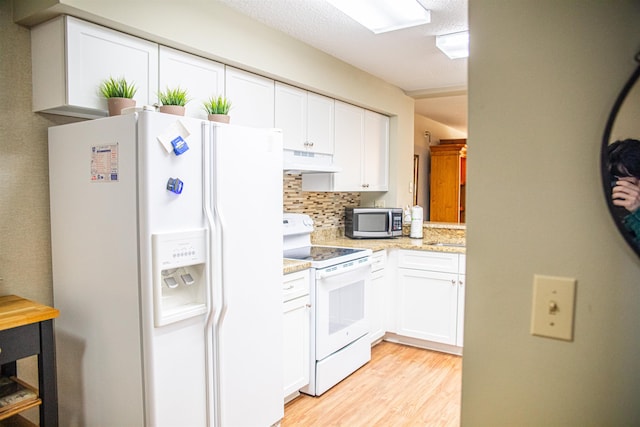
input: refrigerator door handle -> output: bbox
[202,121,222,427]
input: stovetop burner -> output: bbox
[282,213,371,268]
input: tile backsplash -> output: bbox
[283,174,361,239]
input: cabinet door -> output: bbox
[456,254,466,347]
[306,92,335,155]
[225,66,274,128]
[456,273,465,347]
[397,268,458,345]
[367,251,387,344]
[333,101,364,190]
[275,83,307,151]
[283,296,310,398]
[430,143,465,222]
[159,47,224,119]
[363,111,389,191]
[368,266,386,344]
[66,17,159,114]
[32,16,159,117]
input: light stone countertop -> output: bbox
[283,258,312,275]
[282,222,465,275]
[315,236,465,254]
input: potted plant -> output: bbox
[99,76,138,116]
[158,86,189,116]
[203,95,232,123]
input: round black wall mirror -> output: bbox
[601,51,640,256]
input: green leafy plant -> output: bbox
[203,95,232,115]
[99,76,137,99]
[158,86,190,106]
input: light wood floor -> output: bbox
[282,341,462,427]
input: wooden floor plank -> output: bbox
[283,341,461,427]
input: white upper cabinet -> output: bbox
[333,101,366,190]
[31,16,158,118]
[225,66,275,128]
[363,110,390,191]
[302,101,389,192]
[158,47,225,120]
[275,83,334,155]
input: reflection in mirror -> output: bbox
[602,52,640,255]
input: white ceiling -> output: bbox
[216,0,468,133]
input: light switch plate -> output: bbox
[530,275,576,341]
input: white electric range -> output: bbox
[283,213,372,396]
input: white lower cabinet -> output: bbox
[283,270,310,400]
[457,255,466,347]
[396,250,465,347]
[367,251,387,344]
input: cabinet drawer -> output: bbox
[0,324,40,364]
[283,270,310,302]
[283,295,311,314]
[398,250,458,273]
[371,250,387,272]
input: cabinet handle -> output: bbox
[306,303,311,308]
[451,280,456,286]
[458,280,464,286]
[283,285,294,290]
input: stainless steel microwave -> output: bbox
[345,207,403,239]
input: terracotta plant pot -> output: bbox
[159,105,186,116]
[208,114,230,124]
[107,97,136,116]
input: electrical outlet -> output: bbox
[530,275,576,341]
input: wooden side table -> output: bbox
[0,295,59,426]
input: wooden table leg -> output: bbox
[38,320,58,427]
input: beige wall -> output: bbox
[0,2,80,419]
[0,0,79,304]
[462,1,640,425]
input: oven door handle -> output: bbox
[315,258,372,280]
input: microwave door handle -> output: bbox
[387,210,392,235]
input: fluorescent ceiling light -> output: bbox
[436,31,469,59]
[326,0,431,34]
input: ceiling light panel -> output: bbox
[436,31,469,59]
[326,0,431,34]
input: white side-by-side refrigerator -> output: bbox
[48,111,284,427]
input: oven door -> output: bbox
[314,257,371,361]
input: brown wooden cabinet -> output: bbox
[0,295,59,426]
[429,139,467,223]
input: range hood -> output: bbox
[283,149,340,174]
